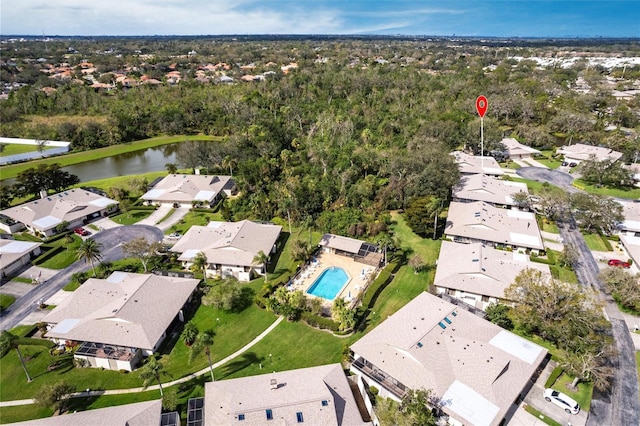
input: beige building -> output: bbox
[434,241,551,310]
[501,137,541,160]
[0,189,118,237]
[0,238,42,278]
[170,220,282,282]
[43,272,199,371]
[452,174,529,208]
[141,174,236,207]
[350,292,548,426]
[451,151,504,176]
[556,143,623,165]
[318,234,382,266]
[202,363,371,425]
[445,200,544,253]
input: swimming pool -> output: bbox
[306,267,349,301]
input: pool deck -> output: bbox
[290,251,377,307]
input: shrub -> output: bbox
[300,311,340,332]
[545,366,563,388]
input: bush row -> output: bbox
[300,311,340,332]
[361,262,398,309]
[33,246,65,265]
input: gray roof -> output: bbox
[350,292,547,426]
[619,234,640,266]
[204,363,370,426]
[617,199,640,233]
[501,138,541,156]
[43,272,199,350]
[453,174,529,206]
[434,241,551,299]
[141,174,234,203]
[451,151,504,176]
[445,201,544,250]
[170,220,282,266]
[0,189,118,232]
[556,143,623,162]
[319,234,369,254]
[0,239,42,270]
[10,399,162,425]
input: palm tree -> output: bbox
[138,355,165,397]
[181,321,199,346]
[0,331,32,382]
[189,330,215,381]
[190,251,208,284]
[222,155,237,177]
[252,250,269,282]
[76,238,103,277]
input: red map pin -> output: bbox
[476,95,488,118]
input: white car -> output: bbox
[544,388,580,414]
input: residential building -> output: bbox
[500,137,541,160]
[170,220,282,282]
[43,272,199,371]
[556,143,623,165]
[616,199,640,237]
[0,238,42,278]
[141,174,236,207]
[444,201,544,253]
[350,292,548,426]
[318,234,382,267]
[451,151,504,177]
[202,363,371,425]
[0,189,118,237]
[452,174,529,208]
[619,234,640,270]
[433,241,551,310]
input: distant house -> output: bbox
[0,189,118,237]
[43,272,199,371]
[201,363,371,425]
[444,200,544,253]
[318,234,382,267]
[616,199,640,237]
[556,143,623,165]
[452,174,529,208]
[434,241,551,310]
[500,137,541,160]
[625,163,640,187]
[619,234,640,270]
[451,151,504,176]
[170,220,282,282]
[350,292,548,426]
[141,174,236,207]
[8,400,173,426]
[0,238,42,278]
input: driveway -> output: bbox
[0,225,164,331]
[516,167,578,193]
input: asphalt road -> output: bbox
[516,167,580,194]
[0,225,163,332]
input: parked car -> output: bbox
[544,388,580,414]
[608,259,631,268]
[562,161,568,166]
[568,162,578,167]
[167,232,182,239]
[74,227,90,236]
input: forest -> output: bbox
[1,36,639,236]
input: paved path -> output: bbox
[0,316,284,407]
[136,205,190,231]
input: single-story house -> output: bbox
[452,174,529,208]
[318,234,382,267]
[625,163,640,187]
[500,137,541,160]
[141,174,236,207]
[0,238,42,278]
[616,199,640,237]
[619,234,640,270]
[350,292,548,426]
[434,241,551,311]
[200,363,372,425]
[43,272,199,371]
[556,143,623,165]
[0,189,118,237]
[170,220,282,282]
[451,151,504,177]
[7,400,176,426]
[444,201,544,253]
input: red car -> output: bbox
[74,227,90,236]
[608,259,631,268]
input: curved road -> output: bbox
[0,225,164,332]
[518,167,639,426]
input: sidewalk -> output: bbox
[0,316,284,407]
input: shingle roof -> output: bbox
[453,174,528,206]
[556,143,623,162]
[43,272,199,350]
[0,189,118,232]
[170,220,282,266]
[451,151,504,175]
[445,201,544,250]
[204,363,370,426]
[617,199,640,233]
[141,174,234,203]
[350,292,547,426]
[501,137,541,156]
[319,234,366,254]
[434,241,551,299]
[0,239,42,271]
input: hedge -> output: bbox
[597,231,613,251]
[361,262,398,309]
[33,246,65,265]
[545,366,563,388]
[300,311,340,332]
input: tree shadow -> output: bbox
[219,352,264,379]
[267,232,290,274]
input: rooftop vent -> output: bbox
[270,379,278,390]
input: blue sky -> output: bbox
[1,1,638,38]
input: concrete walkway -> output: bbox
[0,316,284,407]
[135,205,190,231]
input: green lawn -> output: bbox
[574,179,640,200]
[35,235,83,269]
[0,135,221,181]
[167,210,224,235]
[111,209,155,225]
[0,143,54,156]
[7,276,33,284]
[0,294,16,311]
[552,372,593,411]
[541,220,560,234]
[524,404,563,426]
[582,232,611,252]
[534,151,563,170]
